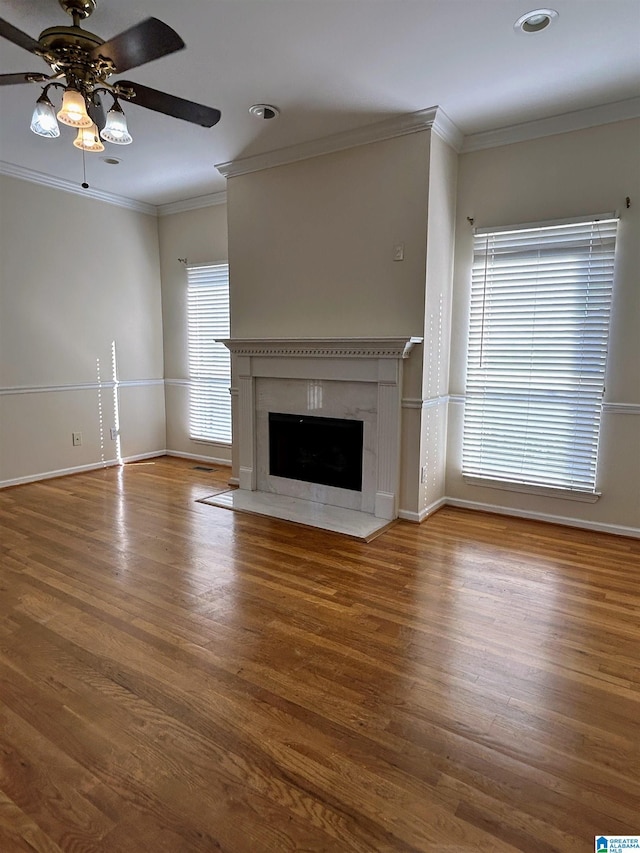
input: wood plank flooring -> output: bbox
[0,456,638,852]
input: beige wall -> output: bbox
[398,133,459,517]
[0,175,165,484]
[421,134,458,513]
[227,131,441,512]
[227,132,431,341]
[3,116,636,535]
[447,119,640,534]
[157,203,231,463]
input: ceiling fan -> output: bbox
[0,0,221,152]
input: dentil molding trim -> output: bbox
[221,337,423,359]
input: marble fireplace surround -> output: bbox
[222,337,422,521]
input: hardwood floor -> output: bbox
[0,456,638,852]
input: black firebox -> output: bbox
[268,412,363,492]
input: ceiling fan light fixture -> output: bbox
[30,91,60,138]
[100,101,133,145]
[1,6,221,158]
[73,121,105,152]
[57,87,92,127]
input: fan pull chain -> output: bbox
[81,147,89,189]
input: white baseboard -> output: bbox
[398,497,447,523]
[165,450,232,467]
[121,451,168,465]
[3,459,637,540]
[1,460,118,489]
[0,450,165,489]
[1,450,231,489]
[445,497,640,539]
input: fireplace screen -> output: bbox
[268,412,363,492]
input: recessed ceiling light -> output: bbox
[514,8,558,33]
[249,104,280,120]
[101,156,121,165]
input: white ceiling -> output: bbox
[0,0,639,207]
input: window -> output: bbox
[462,215,618,497]
[187,263,231,443]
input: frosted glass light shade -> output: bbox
[73,122,105,152]
[57,88,92,127]
[30,96,60,138]
[100,105,132,145]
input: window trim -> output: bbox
[474,211,616,235]
[462,475,601,502]
[187,261,232,446]
[462,214,618,499]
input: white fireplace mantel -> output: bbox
[222,336,423,522]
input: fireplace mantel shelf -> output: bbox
[221,337,423,359]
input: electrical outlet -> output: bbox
[110,427,119,440]
[72,432,82,447]
[393,242,405,261]
[420,464,427,484]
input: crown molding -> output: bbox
[0,160,157,215]
[462,97,640,153]
[157,191,227,216]
[430,106,464,151]
[216,106,463,179]
[3,98,637,207]
[0,159,227,216]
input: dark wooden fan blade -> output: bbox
[0,72,48,86]
[87,92,106,130]
[92,18,184,74]
[118,81,221,127]
[0,18,42,54]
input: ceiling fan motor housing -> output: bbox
[38,23,113,84]
[39,25,103,52]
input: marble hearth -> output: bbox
[215,337,422,537]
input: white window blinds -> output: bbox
[462,216,618,494]
[187,263,231,444]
